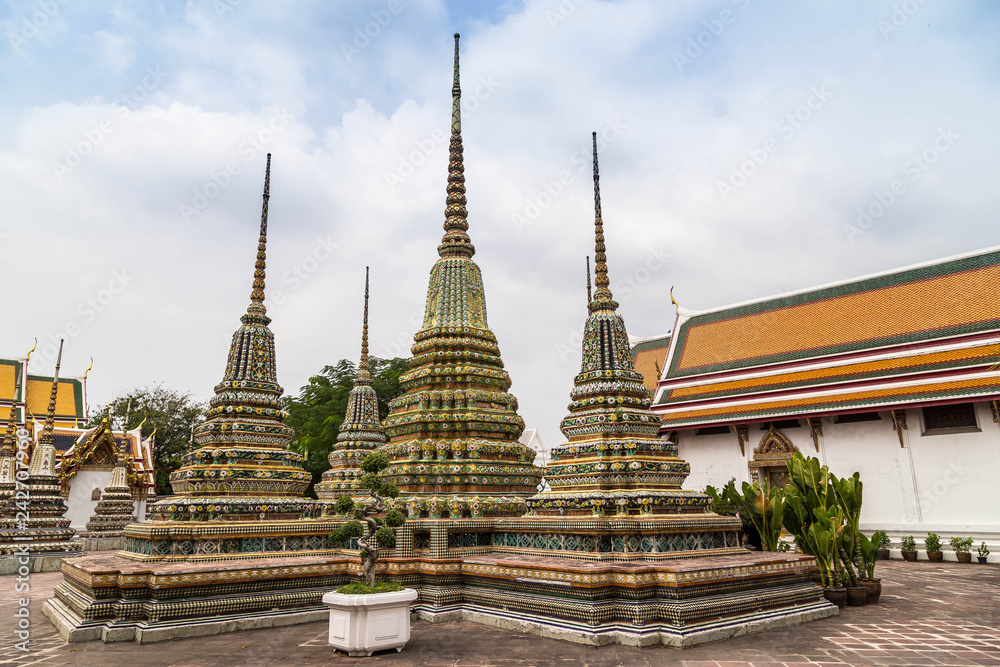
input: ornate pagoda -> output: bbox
[144,154,314,526]
[316,268,383,502]
[526,134,706,518]
[0,340,82,558]
[380,34,542,518]
[81,421,137,541]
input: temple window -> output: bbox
[921,403,980,435]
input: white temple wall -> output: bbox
[678,432,750,491]
[65,470,147,531]
[672,403,1000,558]
[65,470,111,530]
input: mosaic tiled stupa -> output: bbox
[380,34,542,518]
[81,422,136,538]
[316,268,384,502]
[0,340,82,558]
[0,374,21,505]
[527,135,706,519]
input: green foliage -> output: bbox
[329,519,363,544]
[337,581,404,595]
[924,532,942,552]
[88,385,206,496]
[858,532,879,578]
[713,479,784,551]
[374,527,397,549]
[872,529,891,549]
[284,357,408,497]
[705,484,738,516]
[334,495,355,515]
[384,509,406,528]
[949,536,973,553]
[978,542,990,557]
[361,451,389,474]
[900,535,916,551]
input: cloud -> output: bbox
[3,0,1000,452]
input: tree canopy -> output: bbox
[87,385,206,496]
[284,357,409,497]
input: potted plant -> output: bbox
[900,535,917,561]
[872,530,891,560]
[925,532,943,562]
[857,532,882,603]
[950,536,973,564]
[324,452,415,657]
[978,542,990,565]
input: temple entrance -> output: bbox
[748,426,798,489]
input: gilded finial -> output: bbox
[136,414,147,433]
[590,132,617,312]
[38,339,64,447]
[245,154,272,324]
[83,356,93,381]
[25,338,36,367]
[670,286,680,314]
[358,267,371,382]
[586,256,592,303]
[438,33,475,259]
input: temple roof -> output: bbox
[0,358,86,427]
[652,246,1000,427]
[58,421,155,488]
[630,333,671,395]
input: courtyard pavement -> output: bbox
[1,558,998,666]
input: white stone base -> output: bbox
[0,553,83,575]
[323,589,419,656]
[415,600,838,648]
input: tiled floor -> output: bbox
[1,558,997,666]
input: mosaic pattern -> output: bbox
[149,155,313,525]
[82,432,136,537]
[0,341,81,555]
[527,135,709,518]
[379,34,542,515]
[316,268,384,502]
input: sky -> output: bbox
[3,0,999,450]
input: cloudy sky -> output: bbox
[3,0,999,449]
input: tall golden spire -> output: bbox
[438,33,475,259]
[245,153,271,325]
[38,339,64,447]
[590,132,618,313]
[358,266,371,382]
[586,256,592,303]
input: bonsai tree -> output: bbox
[901,535,916,551]
[329,452,406,590]
[950,536,973,553]
[925,532,943,554]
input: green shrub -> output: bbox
[949,536,973,553]
[872,530,891,549]
[901,535,916,551]
[337,582,404,595]
[925,532,942,552]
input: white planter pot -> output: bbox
[322,588,419,657]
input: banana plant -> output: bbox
[719,478,785,552]
[858,532,879,579]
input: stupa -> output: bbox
[43,157,355,643]
[0,374,22,504]
[315,268,383,503]
[0,340,83,565]
[80,422,137,547]
[380,34,542,519]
